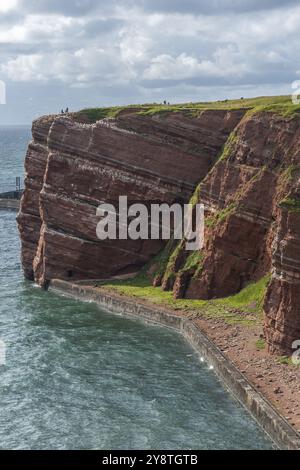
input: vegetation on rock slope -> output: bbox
[79,95,298,348]
[79,95,300,123]
[100,273,270,326]
[279,196,300,213]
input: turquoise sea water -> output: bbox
[0,127,273,449]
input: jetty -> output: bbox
[0,177,23,210]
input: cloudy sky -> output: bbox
[0,0,299,124]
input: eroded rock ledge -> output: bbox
[18,106,300,355]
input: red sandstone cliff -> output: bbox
[18,106,300,355]
[18,108,242,286]
[153,111,300,355]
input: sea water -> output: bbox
[0,127,273,449]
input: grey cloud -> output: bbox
[1,0,300,125]
[82,18,125,38]
[0,12,23,26]
[19,0,102,17]
[0,42,49,55]
[140,70,295,90]
[139,0,300,15]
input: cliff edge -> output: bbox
[18,97,300,355]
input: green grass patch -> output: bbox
[78,106,125,122]
[188,183,201,207]
[220,275,270,309]
[162,240,184,282]
[145,239,176,280]
[101,274,270,326]
[256,338,266,350]
[279,197,300,213]
[217,203,237,223]
[249,102,300,119]
[281,165,299,183]
[205,202,237,229]
[218,131,239,162]
[180,250,203,273]
[277,356,300,367]
[78,95,300,122]
[138,106,187,116]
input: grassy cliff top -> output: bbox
[79,95,300,122]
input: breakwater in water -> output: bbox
[0,199,20,210]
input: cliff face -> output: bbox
[154,111,300,355]
[264,187,300,354]
[185,112,289,299]
[18,105,300,355]
[18,108,242,286]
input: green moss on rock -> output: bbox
[218,131,239,162]
[279,197,300,213]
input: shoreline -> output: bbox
[49,278,300,450]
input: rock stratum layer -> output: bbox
[18,108,242,284]
[18,106,300,355]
